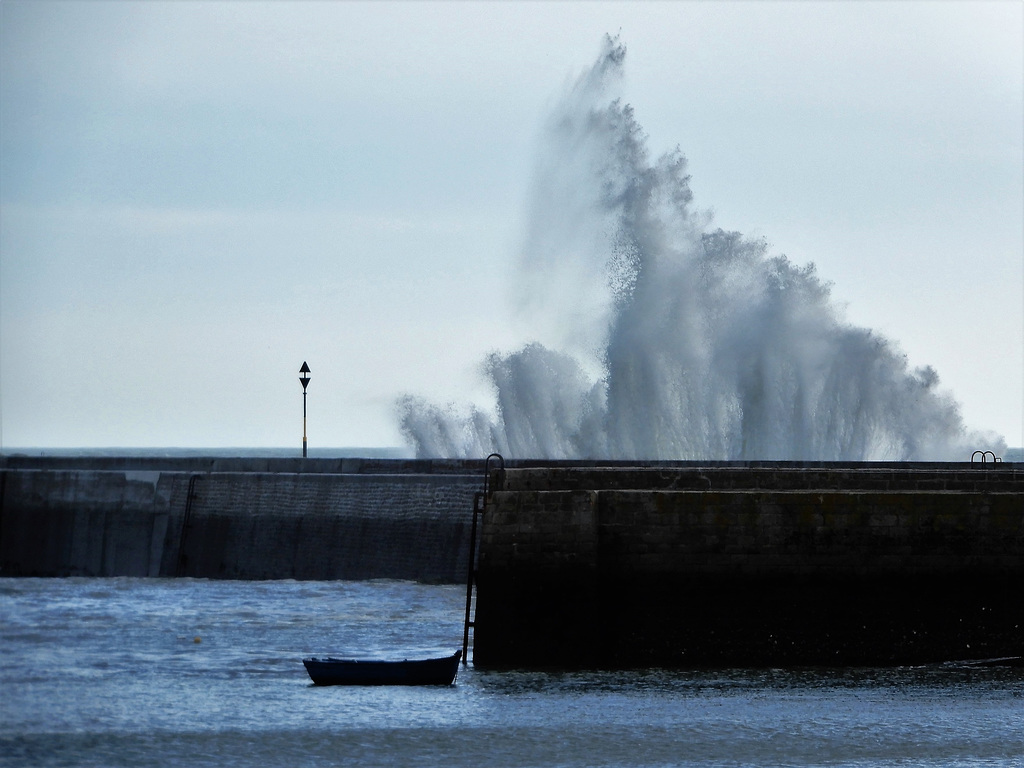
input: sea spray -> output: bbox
[398,36,1004,461]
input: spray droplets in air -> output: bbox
[398,36,1004,461]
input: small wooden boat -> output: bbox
[303,650,462,686]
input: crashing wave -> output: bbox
[398,36,1004,461]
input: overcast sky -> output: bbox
[2,1,1022,453]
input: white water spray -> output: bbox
[398,36,1004,461]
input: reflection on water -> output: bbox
[2,578,1022,767]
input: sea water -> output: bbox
[2,578,1021,767]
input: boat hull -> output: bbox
[303,650,462,686]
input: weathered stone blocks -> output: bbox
[474,466,1023,667]
[0,466,481,581]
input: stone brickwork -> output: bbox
[172,473,478,581]
[0,463,481,581]
[492,465,1023,493]
[473,465,1024,668]
[0,470,172,577]
[594,489,1022,576]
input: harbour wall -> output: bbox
[5,455,1023,667]
[473,464,1024,668]
[0,457,486,582]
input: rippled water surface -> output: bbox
[2,578,1021,767]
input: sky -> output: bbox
[1,0,1022,453]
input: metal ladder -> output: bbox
[462,453,504,665]
[175,474,204,577]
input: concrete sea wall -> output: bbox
[0,457,485,582]
[473,464,1024,668]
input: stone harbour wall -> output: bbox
[472,465,1024,668]
[5,455,1023,668]
[0,460,483,582]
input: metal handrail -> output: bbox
[971,450,1002,464]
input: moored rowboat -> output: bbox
[303,650,462,686]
